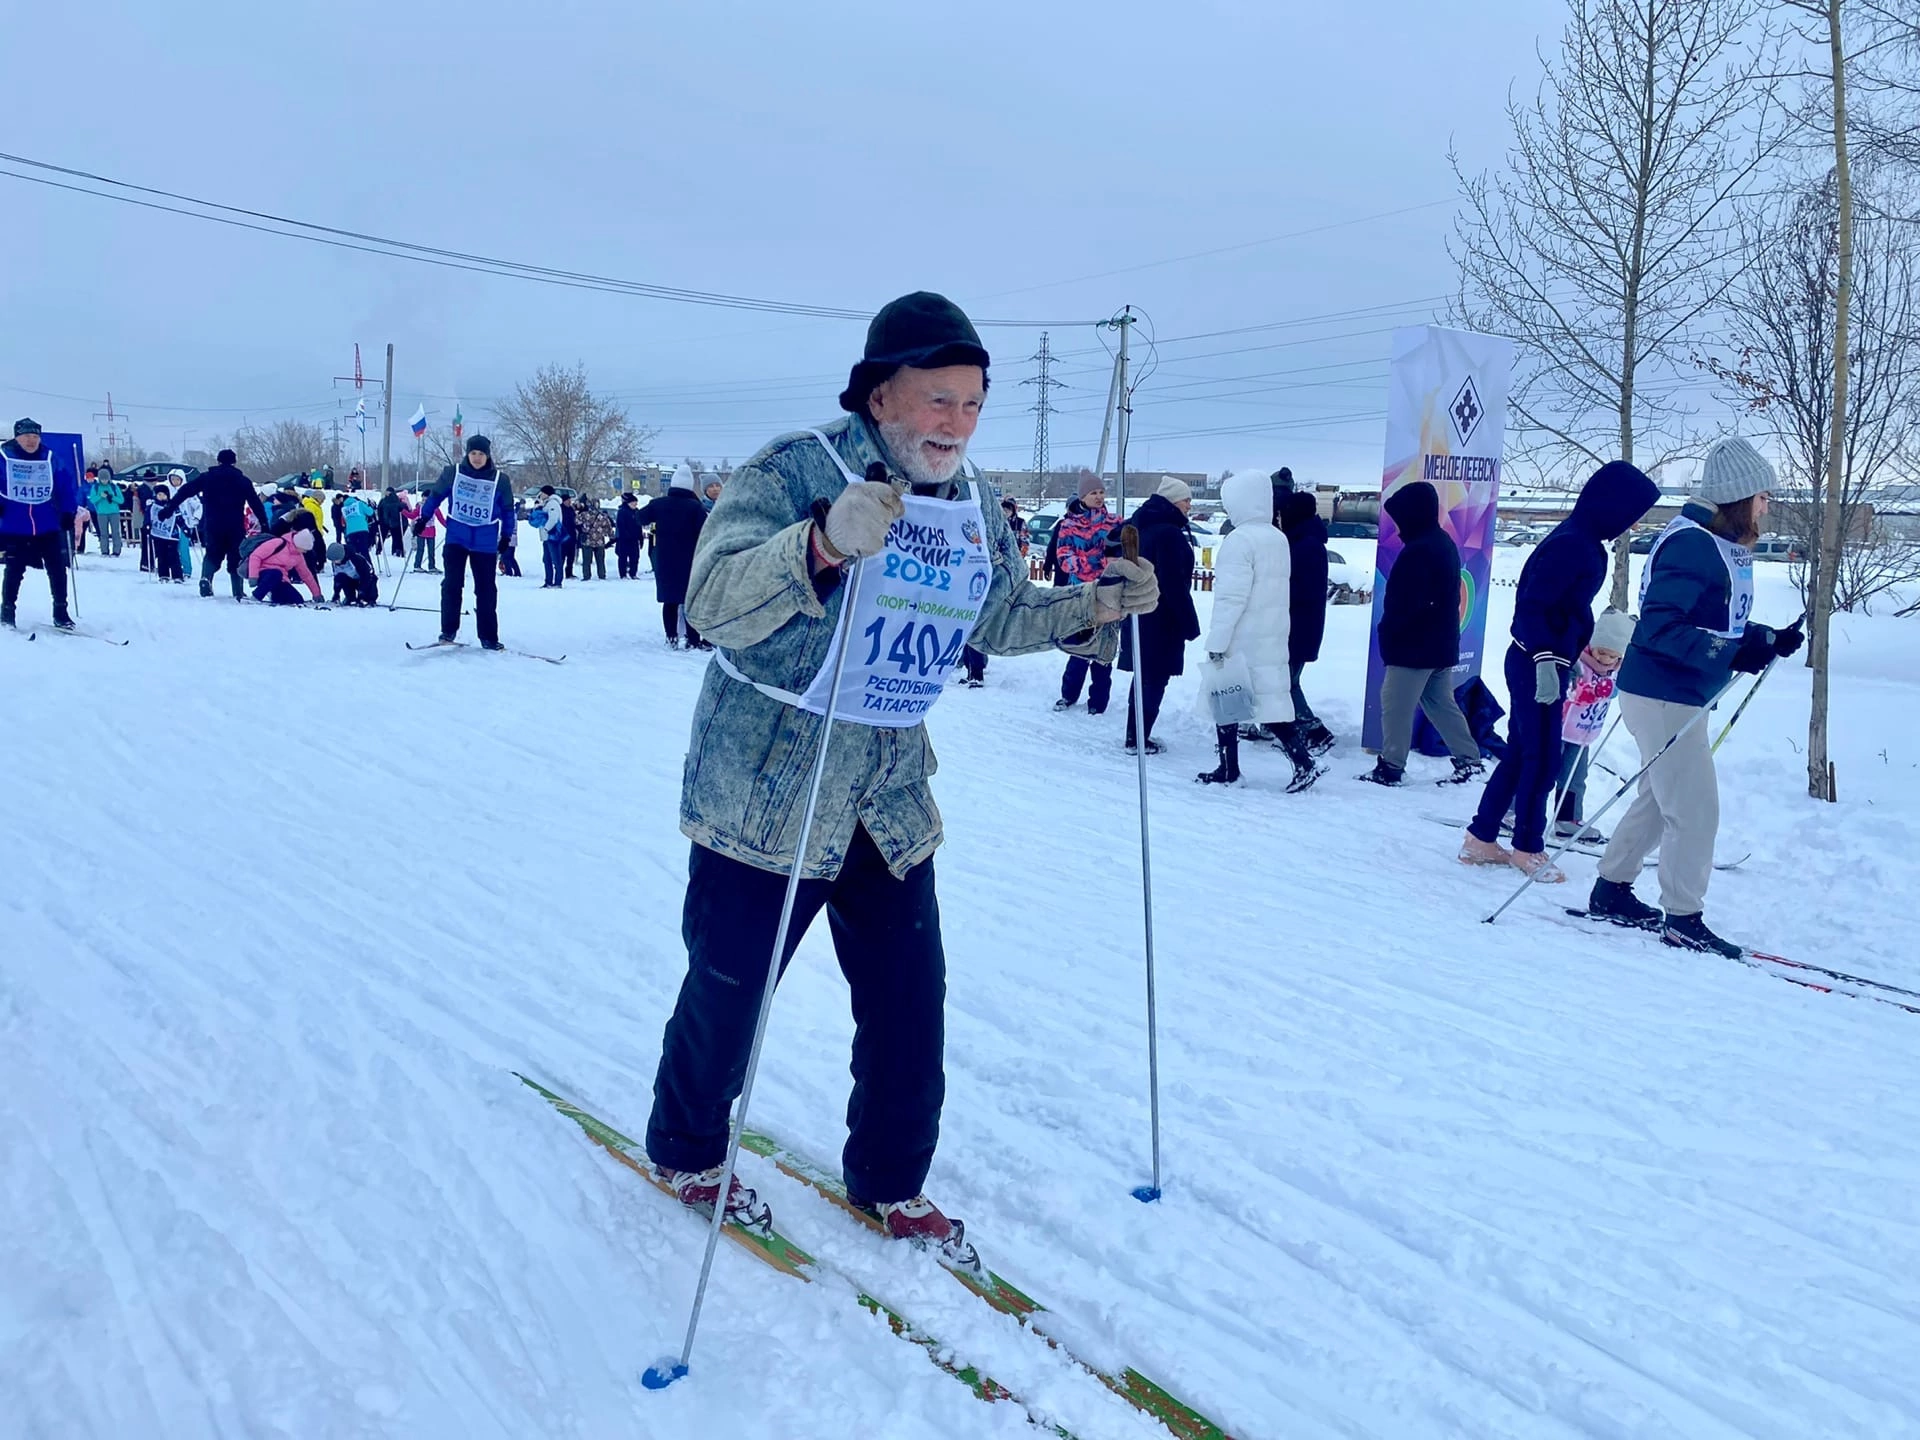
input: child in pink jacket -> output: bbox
[248,530,323,605]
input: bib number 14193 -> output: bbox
[862,616,967,677]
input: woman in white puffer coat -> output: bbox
[1198,471,1324,790]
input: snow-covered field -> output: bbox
[4,537,1918,1440]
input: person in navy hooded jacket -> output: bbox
[413,435,515,650]
[0,419,79,630]
[1459,460,1658,879]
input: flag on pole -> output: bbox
[453,404,463,442]
[355,397,368,436]
[408,404,428,437]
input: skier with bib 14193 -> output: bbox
[642,291,1161,1268]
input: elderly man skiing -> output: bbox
[644,292,1160,1267]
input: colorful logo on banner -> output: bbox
[1362,326,1513,753]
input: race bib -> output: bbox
[1642,516,1753,640]
[3,456,54,506]
[450,471,497,528]
[715,433,995,729]
[149,504,178,541]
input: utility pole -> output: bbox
[92,393,122,468]
[380,344,395,493]
[1019,333,1063,498]
[1096,307,1136,514]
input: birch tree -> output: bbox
[1451,0,1783,607]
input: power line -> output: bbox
[0,151,1091,328]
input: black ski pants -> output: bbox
[441,543,500,647]
[1060,655,1112,713]
[200,525,247,596]
[1124,669,1172,746]
[1,532,71,622]
[647,827,946,1205]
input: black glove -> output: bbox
[1731,626,1775,675]
[1773,621,1805,658]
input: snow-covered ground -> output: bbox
[4,537,1918,1440]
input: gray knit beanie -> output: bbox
[1697,437,1775,506]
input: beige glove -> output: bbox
[1094,556,1159,621]
[819,481,904,561]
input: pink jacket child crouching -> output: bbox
[248,531,323,605]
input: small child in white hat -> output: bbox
[1553,607,1637,841]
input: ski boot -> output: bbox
[1124,737,1165,756]
[1272,724,1324,793]
[0,604,14,630]
[1458,834,1512,867]
[1661,912,1743,958]
[860,1194,982,1277]
[1303,720,1337,756]
[437,632,458,645]
[480,640,506,652]
[659,1164,773,1233]
[1587,877,1661,931]
[52,610,76,632]
[1437,757,1486,786]
[1507,850,1566,884]
[1554,819,1608,845]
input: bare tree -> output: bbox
[1451,0,1786,607]
[1702,171,1920,619]
[492,362,654,498]
[234,419,330,482]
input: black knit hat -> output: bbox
[467,435,491,455]
[839,292,990,414]
[218,448,237,465]
[13,417,41,437]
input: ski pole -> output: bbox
[1114,525,1162,1204]
[646,556,868,1392]
[387,527,414,611]
[66,536,81,620]
[1710,612,1800,755]
[1484,669,1749,925]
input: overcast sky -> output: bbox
[4,0,1620,488]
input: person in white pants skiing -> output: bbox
[642,292,1160,1265]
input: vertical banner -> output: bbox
[45,432,88,498]
[1362,326,1512,751]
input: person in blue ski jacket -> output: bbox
[413,435,514,649]
[1,418,80,629]
[1587,438,1803,957]
[1461,460,1658,879]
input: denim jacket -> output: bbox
[681,413,1114,879]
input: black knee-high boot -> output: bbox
[1198,724,1241,785]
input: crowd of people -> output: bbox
[1,291,1817,1264]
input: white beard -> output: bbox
[878,420,967,487]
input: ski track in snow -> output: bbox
[3,545,1918,1440]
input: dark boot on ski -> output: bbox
[1358,758,1405,786]
[1304,720,1336,755]
[437,632,458,645]
[1662,911,1743,959]
[52,614,75,632]
[1587,877,1661,930]
[479,640,506,652]
[1438,757,1486,786]
[659,1164,773,1233]
[862,1194,982,1276]
[0,605,14,630]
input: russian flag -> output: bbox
[408,404,428,438]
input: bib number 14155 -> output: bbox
[862,617,967,677]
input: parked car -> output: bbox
[1629,530,1658,554]
[1753,534,1806,563]
[1327,519,1377,540]
[117,460,202,486]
